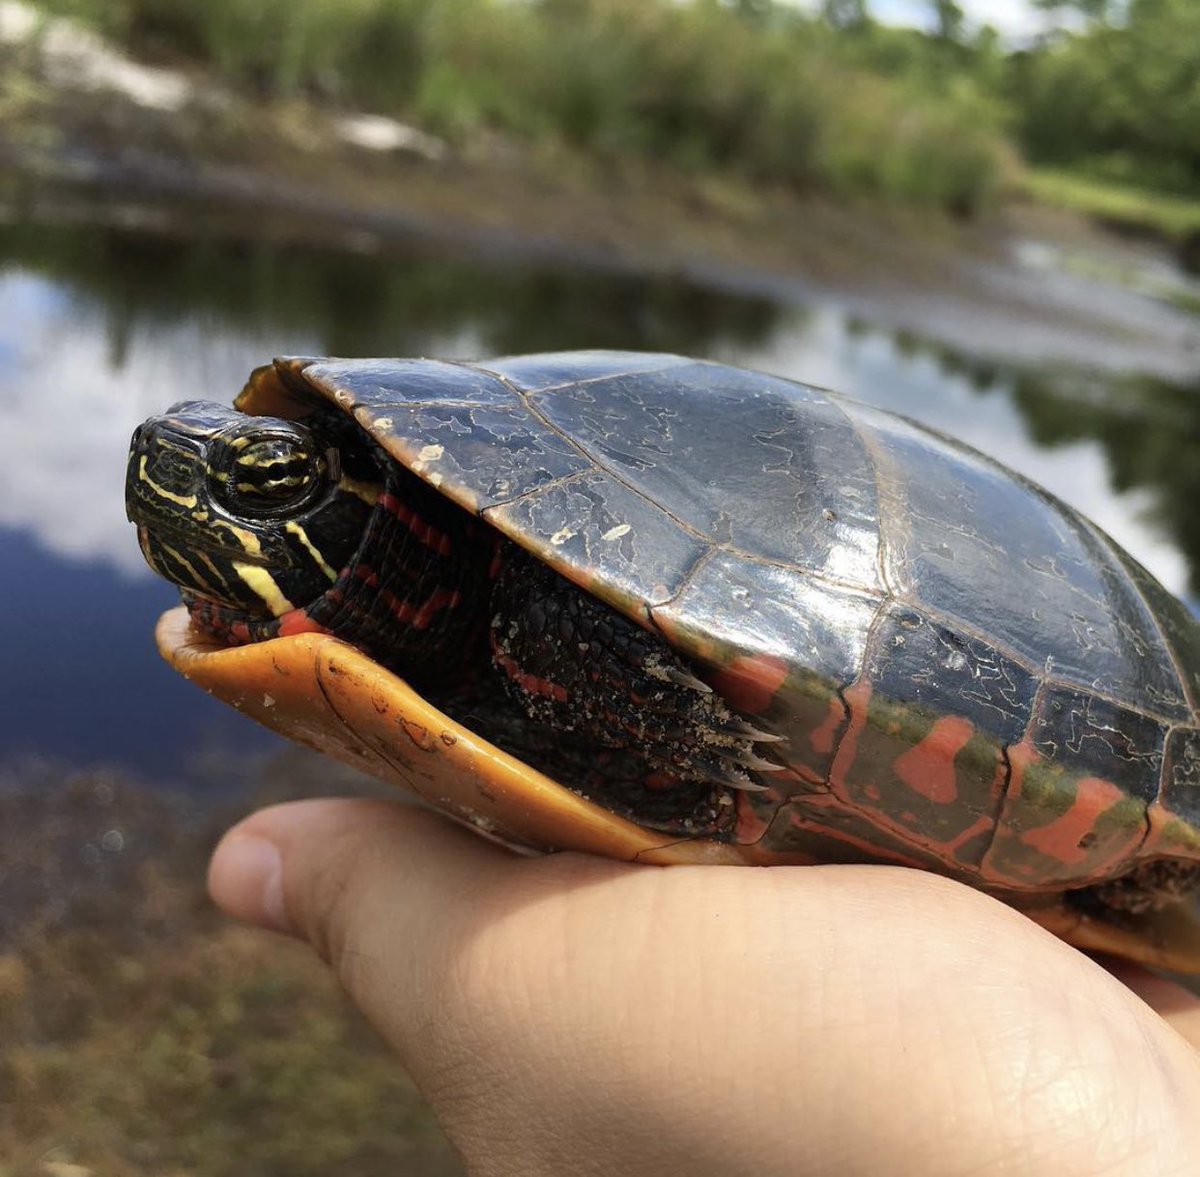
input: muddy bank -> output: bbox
[3,18,1199,383]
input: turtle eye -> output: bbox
[209,421,332,520]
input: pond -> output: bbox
[3,194,1198,798]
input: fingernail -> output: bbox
[212,834,292,933]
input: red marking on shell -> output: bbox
[278,609,331,637]
[708,654,790,715]
[941,755,1008,862]
[1005,735,1038,780]
[768,791,934,870]
[1019,776,1127,866]
[809,694,844,756]
[978,738,1044,882]
[828,678,873,800]
[490,633,569,704]
[1143,803,1198,858]
[942,812,996,858]
[230,620,251,644]
[379,493,453,557]
[733,790,776,845]
[893,715,975,805]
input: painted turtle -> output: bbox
[126,351,1200,971]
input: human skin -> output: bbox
[209,799,1200,1177]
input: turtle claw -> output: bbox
[747,726,786,745]
[723,776,771,793]
[713,717,785,744]
[717,745,785,774]
[657,664,713,695]
[741,751,786,774]
[687,754,773,791]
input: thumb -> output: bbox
[207,797,510,1013]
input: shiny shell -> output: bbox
[155,351,1200,971]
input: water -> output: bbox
[2,204,1198,794]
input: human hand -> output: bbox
[209,799,1200,1177]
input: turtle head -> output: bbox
[126,401,378,619]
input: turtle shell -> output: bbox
[155,351,1200,971]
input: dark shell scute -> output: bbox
[830,604,1038,872]
[482,351,693,393]
[1162,728,1200,828]
[654,552,882,784]
[364,403,589,509]
[981,686,1168,886]
[654,551,882,688]
[1106,544,1200,717]
[306,358,522,409]
[862,604,1038,747]
[526,361,884,591]
[842,401,1192,723]
[484,470,708,613]
[1027,686,1166,806]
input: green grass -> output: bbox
[1020,168,1200,244]
[23,0,1009,217]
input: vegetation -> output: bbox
[23,0,1011,216]
[22,0,1200,234]
[21,0,1200,234]
[1019,168,1200,245]
[1012,0,1200,193]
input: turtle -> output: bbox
[126,350,1200,972]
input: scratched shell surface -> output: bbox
[260,350,1200,893]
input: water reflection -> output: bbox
[0,207,1196,786]
[0,528,277,783]
[1011,367,1200,597]
[0,218,782,581]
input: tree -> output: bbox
[821,0,870,33]
[933,0,964,42]
[1032,0,1122,23]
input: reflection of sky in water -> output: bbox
[0,270,318,575]
[0,254,1196,784]
[0,526,279,782]
[2,273,1192,597]
[0,270,486,579]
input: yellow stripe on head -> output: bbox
[233,563,296,617]
[286,521,338,582]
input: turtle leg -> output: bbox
[1071,858,1200,916]
[488,545,778,794]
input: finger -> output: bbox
[205,793,643,1166]
[207,797,513,1000]
[1099,959,1200,1052]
